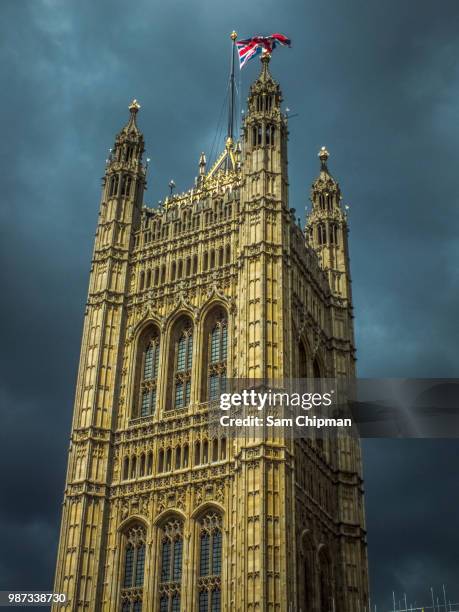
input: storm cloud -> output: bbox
[0,0,458,607]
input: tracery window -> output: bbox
[208,317,227,401]
[198,513,222,611]
[121,524,146,612]
[174,325,193,408]
[159,519,184,612]
[139,332,160,417]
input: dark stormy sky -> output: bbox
[1,0,458,608]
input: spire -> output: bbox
[198,152,206,186]
[259,51,272,83]
[313,145,339,193]
[122,99,142,136]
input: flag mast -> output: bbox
[228,30,237,144]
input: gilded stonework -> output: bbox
[53,57,369,611]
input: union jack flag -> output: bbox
[236,33,291,69]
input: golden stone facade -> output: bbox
[53,56,369,611]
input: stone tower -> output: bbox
[53,53,369,611]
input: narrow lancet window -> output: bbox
[174,325,193,408]
[159,519,183,612]
[139,330,160,417]
[198,513,222,611]
[208,317,227,401]
[121,525,146,611]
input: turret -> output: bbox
[242,52,288,201]
[306,146,352,301]
[100,99,146,239]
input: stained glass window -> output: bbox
[138,332,160,418]
[121,525,146,611]
[159,520,183,612]
[198,513,222,612]
[208,317,227,402]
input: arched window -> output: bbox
[159,519,184,612]
[123,456,129,480]
[218,247,224,267]
[318,224,326,245]
[121,175,132,197]
[330,223,339,245]
[198,512,222,611]
[121,524,146,611]
[173,323,193,409]
[109,174,119,197]
[208,316,228,401]
[139,330,160,417]
[225,244,231,264]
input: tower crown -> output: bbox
[247,54,283,114]
[117,99,143,142]
[312,146,340,200]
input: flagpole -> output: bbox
[228,30,237,142]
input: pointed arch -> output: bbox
[120,522,147,611]
[199,304,228,402]
[194,506,223,612]
[156,513,185,612]
[165,314,194,410]
[133,323,161,418]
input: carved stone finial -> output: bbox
[318,146,329,162]
[129,99,141,113]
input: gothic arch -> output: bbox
[193,505,224,612]
[153,508,187,528]
[118,515,150,534]
[199,304,229,402]
[164,314,195,410]
[131,322,161,419]
[191,501,225,520]
[118,519,148,612]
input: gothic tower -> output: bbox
[53,51,369,611]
